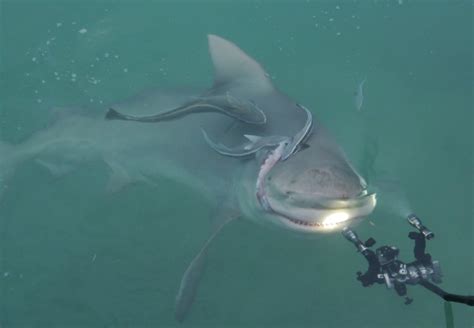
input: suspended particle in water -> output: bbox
[78,28,87,34]
[329,17,334,22]
[37,99,42,103]
[32,57,37,62]
[104,52,110,58]
[123,68,128,73]
[336,5,340,10]
[41,80,46,84]
[56,22,62,27]
[88,77,100,85]
[336,32,342,36]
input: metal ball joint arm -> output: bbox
[342,214,474,307]
[407,213,434,240]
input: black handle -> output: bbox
[419,280,474,306]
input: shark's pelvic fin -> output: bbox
[175,210,239,322]
[105,159,133,193]
[208,34,273,92]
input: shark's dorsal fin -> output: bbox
[208,34,273,91]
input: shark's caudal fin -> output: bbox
[208,34,274,92]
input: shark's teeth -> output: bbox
[285,216,322,227]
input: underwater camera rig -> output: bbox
[342,214,474,306]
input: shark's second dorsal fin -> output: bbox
[208,34,273,91]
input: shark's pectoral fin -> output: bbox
[175,210,239,322]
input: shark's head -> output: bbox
[242,126,376,234]
[205,35,376,233]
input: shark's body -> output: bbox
[0,35,376,321]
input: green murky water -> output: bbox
[0,1,472,327]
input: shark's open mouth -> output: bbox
[261,191,377,232]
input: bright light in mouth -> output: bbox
[321,212,350,229]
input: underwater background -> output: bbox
[0,1,472,327]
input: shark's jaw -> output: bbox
[238,162,377,234]
[262,191,377,233]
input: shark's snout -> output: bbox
[283,165,364,199]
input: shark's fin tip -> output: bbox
[207,35,272,90]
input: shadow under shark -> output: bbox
[0,35,376,321]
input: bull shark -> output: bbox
[0,35,376,321]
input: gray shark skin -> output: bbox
[0,35,376,322]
